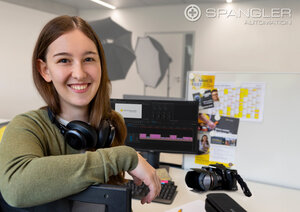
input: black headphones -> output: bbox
[47,108,115,150]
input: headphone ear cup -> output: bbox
[97,120,115,149]
[64,129,87,150]
[66,121,98,150]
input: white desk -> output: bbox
[131,167,300,212]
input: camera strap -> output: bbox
[234,173,252,197]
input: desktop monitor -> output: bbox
[110,99,199,168]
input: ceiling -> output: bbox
[0,0,249,16]
[47,0,233,10]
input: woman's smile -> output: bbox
[68,83,90,93]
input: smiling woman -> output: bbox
[0,15,161,209]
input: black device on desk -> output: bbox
[205,193,247,212]
[110,99,199,168]
[185,164,252,197]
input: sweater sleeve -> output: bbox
[0,114,138,208]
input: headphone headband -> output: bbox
[47,108,68,135]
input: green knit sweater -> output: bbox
[0,109,138,208]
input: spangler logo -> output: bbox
[184,5,292,25]
[205,8,292,19]
[184,4,201,22]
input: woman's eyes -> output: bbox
[58,58,70,64]
[84,57,95,62]
[56,57,96,64]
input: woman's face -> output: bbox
[39,29,101,113]
[212,91,219,101]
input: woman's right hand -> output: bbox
[128,153,161,204]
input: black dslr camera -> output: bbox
[185,164,252,197]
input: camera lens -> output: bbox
[198,171,212,191]
[185,170,222,191]
[185,170,203,191]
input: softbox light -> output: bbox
[135,36,172,88]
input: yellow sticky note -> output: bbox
[195,153,210,166]
[0,126,7,142]
[209,160,233,168]
[200,75,215,89]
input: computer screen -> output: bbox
[110,99,199,168]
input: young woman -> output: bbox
[200,134,210,153]
[0,15,161,208]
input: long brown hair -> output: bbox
[32,15,127,184]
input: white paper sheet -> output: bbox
[164,200,206,212]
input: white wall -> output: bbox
[0,1,58,119]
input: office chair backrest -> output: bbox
[0,183,132,211]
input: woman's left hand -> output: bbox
[128,153,161,204]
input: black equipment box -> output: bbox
[205,193,247,212]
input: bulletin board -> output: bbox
[183,72,300,189]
